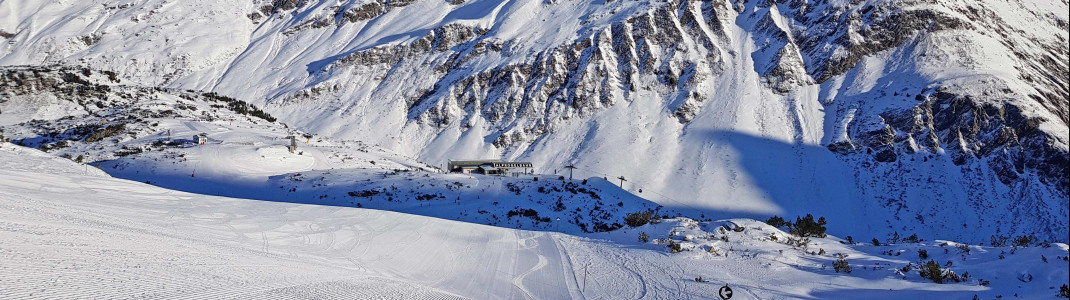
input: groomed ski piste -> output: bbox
[0,0,1067,297]
[1,141,1067,299]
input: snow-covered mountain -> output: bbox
[0,65,673,235]
[1,0,1067,243]
[3,142,1068,299]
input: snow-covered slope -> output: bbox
[0,142,549,299]
[3,142,1067,299]
[0,66,670,234]
[0,65,424,170]
[1,0,1067,243]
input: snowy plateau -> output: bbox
[0,0,1068,299]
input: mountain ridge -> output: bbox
[1,0,1067,243]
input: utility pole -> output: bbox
[564,164,577,181]
[617,176,627,188]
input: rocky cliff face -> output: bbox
[0,66,279,142]
[1,0,1066,242]
[297,0,1070,200]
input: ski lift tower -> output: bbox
[286,136,298,153]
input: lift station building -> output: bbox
[448,159,533,175]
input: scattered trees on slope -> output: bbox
[666,239,681,253]
[765,215,789,228]
[85,124,126,142]
[918,259,961,283]
[625,210,656,227]
[764,214,827,238]
[833,254,852,273]
[792,214,827,238]
[202,92,277,122]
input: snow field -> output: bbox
[0,144,552,299]
[2,0,1067,243]
[2,143,1068,299]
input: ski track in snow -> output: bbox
[512,232,544,299]
[0,176,467,299]
[0,135,1068,299]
